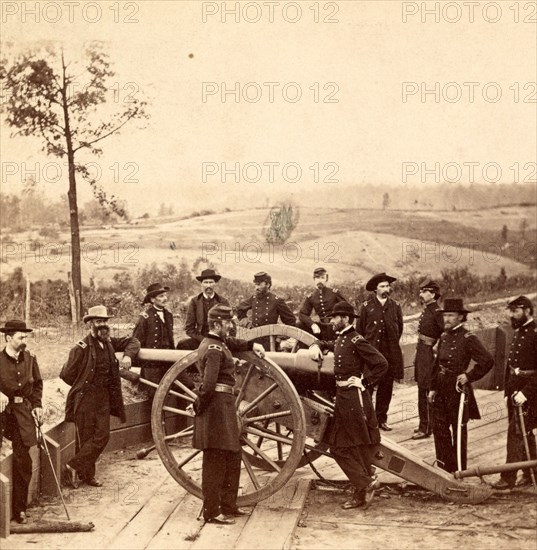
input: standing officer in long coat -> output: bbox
[357,273,404,431]
[492,296,537,490]
[0,320,43,524]
[236,272,296,349]
[133,283,175,386]
[192,305,265,524]
[412,278,444,439]
[311,302,388,509]
[428,298,493,473]
[176,269,230,350]
[298,267,350,341]
[61,306,140,487]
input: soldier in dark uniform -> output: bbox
[61,306,140,488]
[311,302,388,509]
[357,273,404,431]
[192,305,265,524]
[236,272,296,350]
[0,320,43,524]
[298,267,350,341]
[412,278,444,439]
[492,296,537,490]
[428,298,493,473]
[133,283,175,386]
[176,269,230,350]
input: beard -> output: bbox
[510,315,528,329]
[95,326,110,341]
[316,282,325,289]
[14,342,27,353]
[332,320,345,333]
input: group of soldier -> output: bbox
[0,266,535,525]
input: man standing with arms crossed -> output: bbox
[492,296,536,490]
[357,273,404,431]
[412,278,444,440]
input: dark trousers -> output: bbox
[9,416,33,516]
[69,387,110,481]
[375,370,394,425]
[202,448,241,520]
[331,445,374,494]
[418,386,432,434]
[432,392,468,473]
[176,337,201,351]
[140,361,175,389]
[500,403,537,485]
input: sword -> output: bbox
[515,403,537,489]
[35,418,71,520]
[456,381,467,472]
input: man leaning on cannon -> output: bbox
[191,304,265,524]
[310,302,389,510]
[492,295,537,490]
[60,305,140,488]
[0,320,43,524]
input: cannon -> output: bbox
[133,325,493,506]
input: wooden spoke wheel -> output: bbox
[151,348,307,506]
[239,324,334,470]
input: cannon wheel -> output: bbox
[151,349,307,506]
[240,324,332,470]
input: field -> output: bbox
[1,206,535,288]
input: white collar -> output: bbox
[338,325,353,336]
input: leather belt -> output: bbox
[439,366,457,376]
[418,334,437,346]
[215,383,234,394]
[510,367,537,378]
[10,396,24,404]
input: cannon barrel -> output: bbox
[137,348,335,391]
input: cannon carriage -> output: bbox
[135,324,494,506]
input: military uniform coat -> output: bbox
[133,305,174,370]
[357,295,404,380]
[0,349,43,447]
[504,319,537,430]
[414,301,444,388]
[192,334,252,451]
[299,287,349,327]
[236,291,296,328]
[60,334,140,423]
[430,325,494,420]
[184,292,229,342]
[318,326,388,447]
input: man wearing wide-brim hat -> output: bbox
[428,298,493,473]
[0,320,43,524]
[60,306,140,488]
[133,283,175,385]
[310,302,388,510]
[357,273,404,431]
[176,269,230,351]
[492,295,537,490]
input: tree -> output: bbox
[501,224,508,243]
[382,192,391,210]
[1,42,149,320]
[520,218,528,242]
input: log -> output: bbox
[10,520,95,534]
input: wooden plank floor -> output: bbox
[2,385,520,549]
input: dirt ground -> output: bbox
[291,481,537,550]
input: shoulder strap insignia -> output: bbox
[208,344,223,352]
[333,287,339,293]
[351,335,364,344]
[77,340,87,349]
[306,292,313,299]
[140,311,149,319]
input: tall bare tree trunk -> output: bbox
[61,51,82,322]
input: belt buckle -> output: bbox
[13,396,24,404]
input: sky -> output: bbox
[1,0,536,216]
